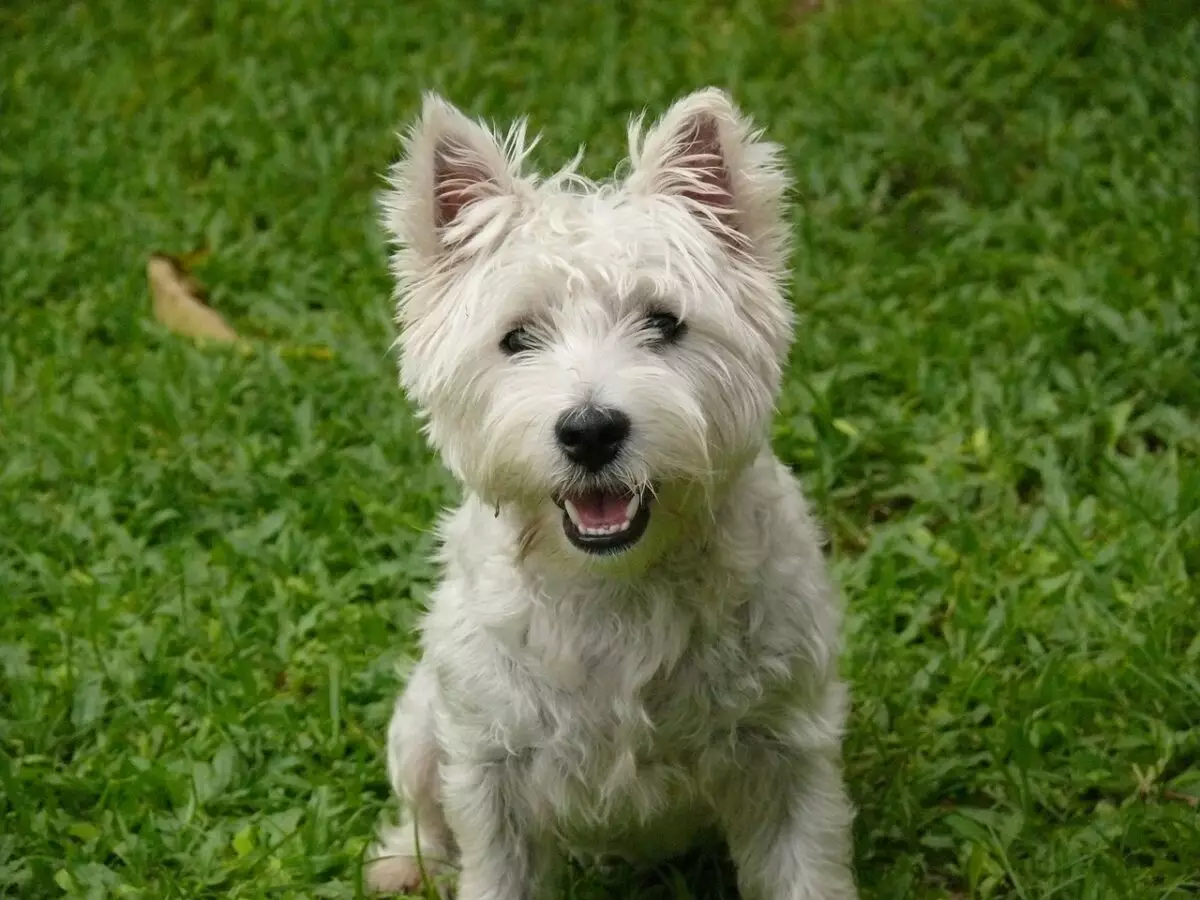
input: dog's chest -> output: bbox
[510,581,756,846]
[523,578,752,727]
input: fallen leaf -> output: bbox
[147,253,238,343]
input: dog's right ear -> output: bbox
[382,94,530,269]
[625,88,790,272]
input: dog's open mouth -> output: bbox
[554,488,651,555]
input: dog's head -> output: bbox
[383,88,794,563]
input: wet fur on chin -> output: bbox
[366,88,860,900]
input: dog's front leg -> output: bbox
[716,741,858,900]
[442,757,557,900]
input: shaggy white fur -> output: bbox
[366,88,859,900]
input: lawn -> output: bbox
[1,0,1198,898]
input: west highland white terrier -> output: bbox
[365,88,858,900]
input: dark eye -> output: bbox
[500,326,536,356]
[645,311,686,347]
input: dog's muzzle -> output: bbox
[553,486,652,555]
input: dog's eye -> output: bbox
[645,311,686,347]
[500,326,536,356]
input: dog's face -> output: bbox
[383,89,794,562]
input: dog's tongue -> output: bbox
[569,490,630,528]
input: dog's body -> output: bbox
[367,89,858,900]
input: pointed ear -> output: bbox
[382,93,530,267]
[625,88,790,267]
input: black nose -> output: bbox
[555,406,631,472]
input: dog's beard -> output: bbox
[453,399,768,565]
[462,404,712,559]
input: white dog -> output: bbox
[365,88,858,900]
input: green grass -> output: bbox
[2,0,1198,897]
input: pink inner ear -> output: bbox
[432,138,494,230]
[673,113,734,215]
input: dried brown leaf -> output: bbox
[147,253,238,343]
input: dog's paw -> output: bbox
[365,854,455,896]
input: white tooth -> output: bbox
[564,500,583,528]
[573,519,636,538]
[625,495,640,519]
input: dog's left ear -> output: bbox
[383,93,531,271]
[626,88,790,267]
